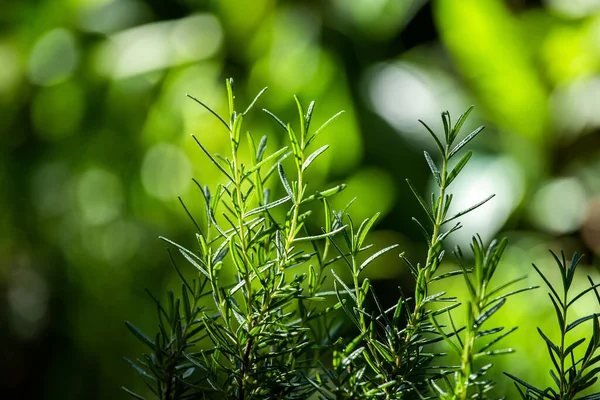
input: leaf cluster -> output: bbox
[506,252,600,400]
[123,79,600,400]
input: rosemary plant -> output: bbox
[310,108,535,399]
[123,78,599,400]
[506,252,600,400]
[123,78,349,399]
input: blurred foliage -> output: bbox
[1,0,600,398]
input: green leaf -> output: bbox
[430,269,464,282]
[503,373,549,397]
[331,269,357,303]
[300,184,347,204]
[531,263,563,308]
[566,314,600,333]
[488,286,538,305]
[192,135,234,181]
[547,293,565,330]
[294,95,306,142]
[449,125,485,158]
[125,322,155,350]
[263,108,287,131]
[567,283,600,308]
[293,224,347,242]
[443,194,495,224]
[360,278,370,303]
[178,196,202,236]
[307,110,344,148]
[186,94,229,130]
[583,315,600,362]
[406,179,435,224]
[441,110,451,142]
[302,145,329,171]
[359,244,399,273]
[243,86,268,115]
[578,393,600,400]
[419,119,445,156]
[564,337,586,358]
[356,213,380,250]
[181,283,192,323]
[474,298,506,329]
[412,217,432,246]
[178,248,210,279]
[446,150,472,185]
[230,113,243,147]
[246,146,289,175]
[479,326,518,353]
[245,196,290,216]
[424,151,441,186]
[122,387,149,400]
[537,327,560,356]
[255,135,268,162]
[225,77,234,121]
[287,123,301,159]
[451,106,474,139]
[278,163,294,200]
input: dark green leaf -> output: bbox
[537,327,560,356]
[125,322,155,350]
[474,298,506,329]
[503,373,549,397]
[406,179,435,224]
[356,213,380,250]
[567,314,599,332]
[451,106,474,140]
[419,119,445,156]
[122,386,148,400]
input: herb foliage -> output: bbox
[123,79,599,400]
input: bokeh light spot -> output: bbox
[365,61,466,151]
[78,0,152,34]
[331,0,421,38]
[551,77,600,136]
[76,168,124,225]
[171,14,223,61]
[28,28,79,86]
[545,0,600,18]
[96,14,222,78]
[8,266,49,339]
[141,143,192,200]
[444,155,525,248]
[0,42,21,96]
[529,177,587,234]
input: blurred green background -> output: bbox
[2,0,600,398]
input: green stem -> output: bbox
[408,149,449,336]
[560,288,568,397]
